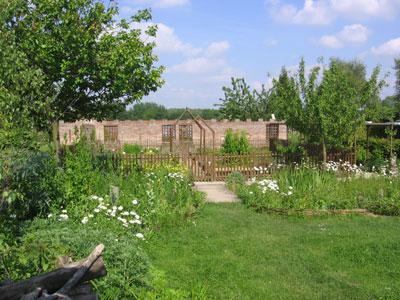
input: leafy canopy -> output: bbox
[0,0,164,132]
[218,78,271,121]
[269,58,385,152]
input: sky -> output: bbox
[109,0,400,108]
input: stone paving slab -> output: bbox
[194,182,240,203]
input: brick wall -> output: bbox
[59,119,287,148]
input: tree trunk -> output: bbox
[52,121,60,163]
[322,139,327,164]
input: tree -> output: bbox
[394,57,400,119]
[270,58,384,162]
[0,0,164,133]
[218,78,271,121]
[0,11,52,148]
[117,102,168,120]
[330,58,392,121]
[116,103,221,120]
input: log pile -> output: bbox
[0,244,106,300]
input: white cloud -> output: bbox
[131,0,190,8]
[131,22,200,56]
[319,24,370,48]
[169,57,226,74]
[330,0,400,20]
[267,0,400,25]
[319,35,343,48]
[371,37,400,56]
[268,0,335,25]
[154,23,201,56]
[204,41,230,57]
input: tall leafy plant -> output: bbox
[270,58,384,162]
[218,78,271,121]
[221,129,250,155]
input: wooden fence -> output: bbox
[95,151,356,182]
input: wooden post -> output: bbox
[169,126,173,153]
[110,186,119,204]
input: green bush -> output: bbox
[0,150,62,219]
[1,219,149,299]
[357,137,400,170]
[123,143,142,154]
[62,137,100,205]
[275,132,305,157]
[221,129,250,155]
[226,172,245,191]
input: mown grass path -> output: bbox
[146,204,400,299]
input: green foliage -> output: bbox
[0,219,149,299]
[0,157,204,298]
[218,78,271,121]
[62,138,99,205]
[221,129,251,155]
[357,137,400,170]
[0,0,163,131]
[225,172,245,191]
[394,57,400,119]
[269,58,385,160]
[117,102,168,120]
[275,131,305,156]
[0,150,62,220]
[236,167,400,215]
[123,143,143,154]
[117,102,221,120]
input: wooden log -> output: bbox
[57,244,104,295]
[0,255,106,300]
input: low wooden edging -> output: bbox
[253,207,378,217]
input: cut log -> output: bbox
[0,255,106,300]
[57,244,104,295]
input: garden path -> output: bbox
[194,182,240,203]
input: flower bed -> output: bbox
[230,162,400,216]
[0,163,204,298]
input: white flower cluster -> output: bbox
[258,179,280,193]
[254,163,284,174]
[84,196,144,239]
[48,209,69,221]
[167,172,185,181]
[325,160,363,174]
[250,178,294,196]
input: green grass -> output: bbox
[145,204,400,299]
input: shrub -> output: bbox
[0,150,62,220]
[221,129,250,155]
[275,132,305,157]
[1,219,149,299]
[62,137,100,205]
[357,137,400,170]
[226,172,245,191]
[123,143,142,154]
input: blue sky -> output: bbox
[111,0,400,108]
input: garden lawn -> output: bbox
[146,204,400,300]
